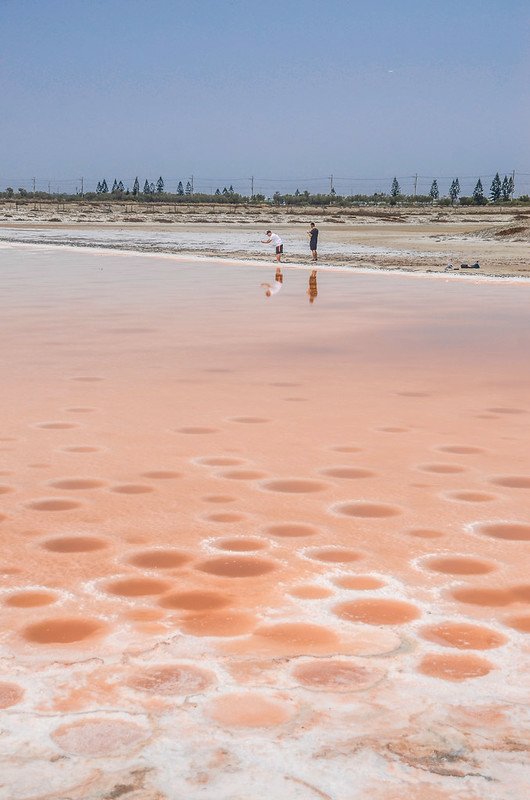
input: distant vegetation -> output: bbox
[1,173,527,206]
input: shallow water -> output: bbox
[1,244,530,799]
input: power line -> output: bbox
[2,170,529,198]
[2,172,527,184]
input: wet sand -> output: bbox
[1,244,530,799]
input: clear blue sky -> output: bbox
[0,0,528,193]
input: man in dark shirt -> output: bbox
[308,222,319,261]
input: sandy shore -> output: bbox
[1,202,529,277]
[1,244,530,799]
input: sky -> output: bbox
[0,0,529,195]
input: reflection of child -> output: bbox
[307,270,318,304]
[261,268,283,298]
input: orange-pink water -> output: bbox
[1,244,529,799]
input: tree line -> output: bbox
[87,172,522,206]
[93,173,517,204]
[390,173,515,205]
[2,173,526,205]
[95,177,237,197]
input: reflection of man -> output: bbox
[308,222,318,261]
[261,267,283,298]
[261,230,283,262]
[307,270,318,304]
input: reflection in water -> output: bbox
[307,270,318,304]
[260,268,318,304]
[261,268,283,298]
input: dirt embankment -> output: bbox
[469,221,530,243]
[0,200,527,228]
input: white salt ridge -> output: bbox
[0,226,447,259]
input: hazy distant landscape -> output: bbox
[1,200,528,277]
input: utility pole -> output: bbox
[80,177,84,197]
[48,181,51,195]
[511,169,516,199]
[329,174,334,194]
[251,176,254,198]
[413,173,418,197]
[32,177,36,194]
[190,174,194,194]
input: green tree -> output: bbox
[132,177,140,196]
[390,177,400,197]
[429,179,439,201]
[507,175,514,199]
[117,180,124,192]
[185,181,192,195]
[156,176,164,193]
[472,179,485,204]
[177,181,184,195]
[295,188,300,196]
[215,188,221,195]
[96,181,102,193]
[490,172,501,202]
[143,179,150,194]
[111,179,118,193]
[228,184,234,193]
[501,175,510,201]
[449,178,460,204]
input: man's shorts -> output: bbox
[276,244,283,254]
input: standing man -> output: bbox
[261,230,283,263]
[308,222,319,261]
